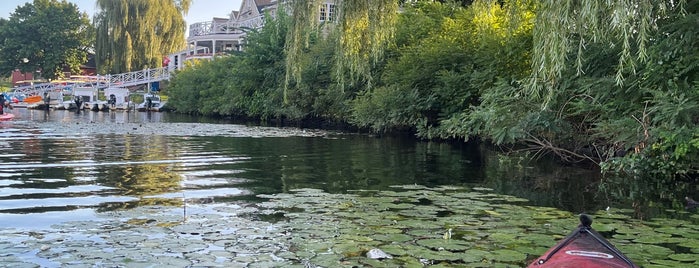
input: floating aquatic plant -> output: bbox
[2,185,699,267]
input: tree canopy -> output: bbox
[95,0,191,74]
[285,0,399,92]
[531,0,688,103]
[0,0,92,80]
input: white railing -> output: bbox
[189,21,243,37]
[11,67,171,97]
[237,17,264,30]
[103,67,170,88]
[11,83,76,96]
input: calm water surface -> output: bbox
[0,108,603,230]
[0,109,468,228]
[3,109,699,267]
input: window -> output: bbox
[328,4,335,22]
[319,3,335,22]
[319,4,327,21]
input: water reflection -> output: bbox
[0,112,488,229]
[0,109,610,230]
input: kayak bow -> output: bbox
[528,214,638,268]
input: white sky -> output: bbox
[0,0,243,27]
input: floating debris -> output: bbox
[366,248,392,259]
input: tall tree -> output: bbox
[0,0,92,80]
[284,0,399,93]
[95,0,191,74]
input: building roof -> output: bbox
[256,0,276,9]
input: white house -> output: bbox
[167,0,338,71]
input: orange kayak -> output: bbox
[23,95,42,103]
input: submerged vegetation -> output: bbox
[168,0,699,207]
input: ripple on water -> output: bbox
[0,195,139,212]
[0,208,102,230]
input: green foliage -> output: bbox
[530,0,687,101]
[351,85,431,132]
[447,80,533,144]
[589,2,699,209]
[351,1,535,139]
[285,0,398,90]
[0,0,92,79]
[168,0,699,204]
[287,31,352,121]
[95,0,190,73]
[169,6,290,120]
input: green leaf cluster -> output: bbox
[95,0,190,74]
[0,0,93,80]
[169,7,350,123]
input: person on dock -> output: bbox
[74,97,83,114]
[43,92,50,111]
[0,93,5,115]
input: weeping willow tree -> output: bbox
[530,0,688,104]
[284,0,399,100]
[95,0,191,74]
[282,0,687,105]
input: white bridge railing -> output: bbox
[105,67,170,88]
[11,67,171,97]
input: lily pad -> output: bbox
[415,239,470,251]
[616,244,673,259]
[490,249,527,262]
[668,253,699,262]
[633,234,678,244]
[647,259,697,267]
[371,233,414,243]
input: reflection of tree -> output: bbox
[224,135,482,194]
[91,135,184,210]
[96,198,182,213]
[479,149,602,213]
[118,164,181,196]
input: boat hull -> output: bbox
[0,113,15,121]
[528,215,638,268]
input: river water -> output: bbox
[0,109,601,229]
[1,108,697,267]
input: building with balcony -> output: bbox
[167,0,337,71]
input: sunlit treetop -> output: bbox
[284,0,687,103]
[284,0,399,94]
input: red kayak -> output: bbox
[0,113,14,121]
[528,214,638,268]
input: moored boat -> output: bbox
[0,113,15,121]
[104,87,131,111]
[73,87,101,110]
[528,214,638,268]
[137,92,166,112]
[23,95,42,104]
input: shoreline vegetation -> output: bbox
[167,1,698,208]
